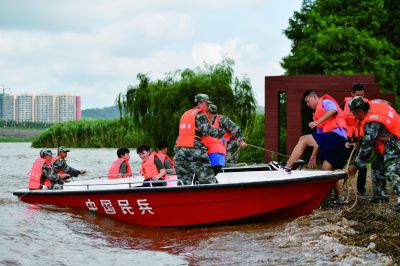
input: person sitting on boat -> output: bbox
[277,90,348,201]
[52,146,86,179]
[108,147,132,179]
[347,96,400,213]
[203,104,247,175]
[174,93,226,185]
[137,144,166,187]
[28,149,67,190]
[156,140,175,170]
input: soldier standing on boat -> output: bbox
[174,94,226,185]
[203,104,247,175]
[347,96,400,213]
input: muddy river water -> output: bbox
[0,143,392,265]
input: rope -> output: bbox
[245,144,290,159]
[341,142,359,212]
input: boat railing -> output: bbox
[63,178,184,191]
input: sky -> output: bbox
[0,0,302,109]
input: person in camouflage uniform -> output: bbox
[174,94,226,185]
[205,104,247,174]
[52,146,86,178]
[347,96,400,213]
[39,150,64,189]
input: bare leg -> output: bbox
[322,160,343,202]
[287,134,319,167]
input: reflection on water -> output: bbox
[0,143,391,265]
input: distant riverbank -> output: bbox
[0,128,43,142]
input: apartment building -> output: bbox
[1,92,81,123]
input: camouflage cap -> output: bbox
[194,93,212,103]
[348,96,366,112]
[208,104,218,114]
[40,149,55,158]
[58,146,70,152]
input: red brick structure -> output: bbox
[264,75,395,162]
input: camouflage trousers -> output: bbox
[383,139,400,197]
[371,153,388,199]
[174,147,217,185]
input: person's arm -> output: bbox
[219,116,246,148]
[120,161,127,175]
[196,113,225,138]
[309,99,338,129]
[152,157,166,181]
[43,164,62,183]
[308,146,319,168]
[353,122,381,169]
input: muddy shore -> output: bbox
[337,177,400,264]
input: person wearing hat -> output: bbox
[347,96,400,213]
[52,146,86,179]
[28,149,64,190]
[203,104,246,175]
[175,93,226,185]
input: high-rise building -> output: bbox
[56,95,76,122]
[2,94,15,121]
[35,95,55,123]
[15,94,34,122]
[1,91,81,123]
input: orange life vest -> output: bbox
[202,115,227,155]
[140,152,165,180]
[314,94,347,133]
[28,157,51,190]
[108,158,132,179]
[157,153,175,169]
[176,108,203,148]
[51,156,65,174]
[343,97,367,138]
[364,100,400,154]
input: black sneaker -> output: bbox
[358,191,369,197]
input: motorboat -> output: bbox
[13,164,346,227]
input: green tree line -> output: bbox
[117,58,257,153]
[282,0,400,107]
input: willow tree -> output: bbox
[117,58,257,150]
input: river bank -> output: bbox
[338,176,400,264]
[0,128,43,142]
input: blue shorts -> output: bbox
[312,132,348,169]
[209,153,225,167]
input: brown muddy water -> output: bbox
[0,143,392,265]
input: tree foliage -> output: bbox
[117,58,257,151]
[282,0,400,103]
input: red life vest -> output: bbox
[28,157,51,190]
[314,94,347,133]
[176,108,203,148]
[202,115,227,155]
[140,152,165,180]
[108,158,132,179]
[343,97,367,138]
[52,156,65,174]
[364,100,400,154]
[157,153,175,168]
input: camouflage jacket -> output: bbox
[192,112,225,149]
[213,115,245,143]
[52,158,81,177]
[354,121,400,169]
[41,163,61,184]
